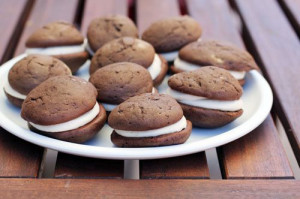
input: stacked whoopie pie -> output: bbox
[3,14,260,147]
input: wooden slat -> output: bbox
[137,0,180,33]
[80,0,128,35]
[14,0,79,56]
[53,0,127,179]
[0,0,31,63]
[137,0,209,179]
[0,179,299,199]
[187,0,293,179]
[0,0,42,178]
[279,0,300,35]
[141,153,209,179]
[234,0,300,164]
[54,153,123,178]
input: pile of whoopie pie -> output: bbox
[3,15,258,147]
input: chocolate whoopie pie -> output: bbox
[90,37,168,86]
[87,15,138,55]
[89,62,155,112]
[168,66,243,128]
[21,76,107,143]
[171,40,259,85]
[3,54,71,107]
[25,21,89,74]
[108,93,192,147]
[142,15,202,62]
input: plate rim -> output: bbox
[0,54,273,160]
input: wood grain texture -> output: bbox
[0,131,43,177]
[234,0,300,165]
[141,153,209,179]
[279,0,300,35]
[14,0,79,56]
[54,153,123,178]
[136,0,180,33]
[0,179,299,199]
[80,0,128,35]
[187,0,293,179]
[0,0,31,63]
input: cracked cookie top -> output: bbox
[168,66,243,100]
[87,15,138,52]
[108,93,183,131]
[21,76,97,125]
[26,21,84,47]
[142,15,202,53]
[8,54,72,95]
[89,62,153,104]
[179,40,259,71]
[89,37,155,74]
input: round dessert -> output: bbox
[108,93,192,147]
[90,37,168,86]
[142,15,202,62]
[21,76,107,143]
[3,54,72,107]
[87,15,138,55]
[89,62,156,112]
[25,21,89,74]
[171,40,259,85]
[167,66,243,128]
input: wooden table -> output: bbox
[0,0,299,198]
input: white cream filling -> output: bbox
[147,54,161,80]
[86,40,95,56]
[174,57,246,80]
[29,103,100,132]
[115,116,187,138]
[160,51,178,62]
[167,88,243,111]
[102,88,156,111]
[26,39,87,55]
[3,79,27,100]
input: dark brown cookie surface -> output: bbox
[180,103,243,128]
[142,15,202,53]
[90,37,155,74]
[28,103,107,143]
[89,62,153,104]
[108,93,183,131]
[168,66,242,100]
[21,76,97,125]
[111,120,192,147]
[87,15,138,52]
[179,40,258,71]
[26,21,84,47]
[53,51,89,74]
[8,54,71,95]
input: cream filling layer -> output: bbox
[174,57,246,80]
[29,103,100,132]
[102,88,156,111]
[115,116,187,138]
[86,41,95,56]
[3,79,27,100]
[147,54,161,80]
[160,51,178,62]
[167,88,243,111]
[26,39,87,55]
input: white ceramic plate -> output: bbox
[0,54,273,160]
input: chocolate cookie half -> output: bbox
[3,54,71,107]
[90,37,168,86]
[108,93,192,147]
[21,76,106,143]
[167,66,243,128]
[87,15,138,55]
[89,62,154,112]
[142,15,202,62]
[171,40,259,85]
[25,21,89,74]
